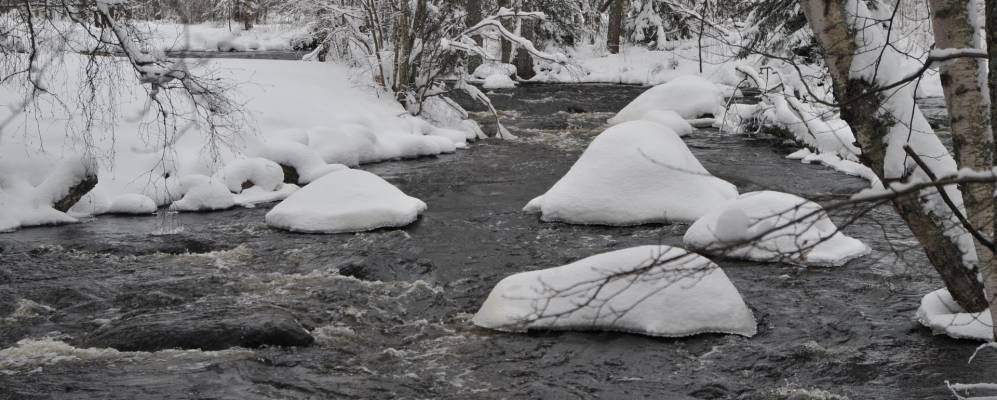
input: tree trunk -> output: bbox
[466,0,483,73]
[393,0,427,105]
[499,0,512,63]
[929,0,996,338]
[987,0,997,338]
[799,0,989,312]
[607,0,625,54]
[513,17,536,80]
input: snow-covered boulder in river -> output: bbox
[169,176,236,212]
[640,110,694,137]
[683,191,870,267]
[524,120,738,224]
[916,288,993,341]
[483,74,517,89]
[473,245,757,337]
[608,75,724,123]
[266,169,427,233]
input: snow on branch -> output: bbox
[494,7,545,20]
[459,18,567,64]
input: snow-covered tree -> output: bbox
[799,0,995,338]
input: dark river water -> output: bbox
[1,83,993,400]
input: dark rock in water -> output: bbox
[53,174,98,213]
[83,305,314,351]
[566,105,587,113]
[112,290,186,310]
[280,164,301,185]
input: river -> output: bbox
[0,82,992,400]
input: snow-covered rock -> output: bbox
[608,75,724,123]
[640,110,694,137]
[916,288,993,341]
[472,62,516,80]
[473,245,757,337]
[214,158,284,194]
[683,191,870,267]
[525,120,738,225]
[483,74,517,89]
[265,169,427,233]
[0,177,76,232]
[169,176,235,212]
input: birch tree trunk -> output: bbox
[928,0,996,336]
[799,0,989,313]
[987,0,997,339]
[393,0,427,104]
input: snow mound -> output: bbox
[525,120,737,224]
[473,245,757,337]
[483,74,517,89]
[254,140,347,184]
[107,194,158,214]
[472,62,516,79]
[608,75,724,123]
[916,288,993,341]
[683,191,870,267]
[214,158,284,194]
[169,176,235,212]
[266,169,427,233]
[640,110,694,137]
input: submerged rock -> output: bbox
[83,306,314,351]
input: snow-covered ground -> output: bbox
[473,245,757,337]
[0,55,478,232]
[0,16,312,53]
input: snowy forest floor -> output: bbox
[0,84,991,400]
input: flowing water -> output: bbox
[1,83,993,400]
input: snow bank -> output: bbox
[266,169,426,233]
[917,288,993,341]
[107,194,158,214]
[684,191,870,267]
[0,157,100,231]
[473,245,757,337]
[532,44,743,87]
[252,140,348,184]
[525,120,737,225]
[0,178,77,232]
[0,55,477,231]
[608,75,724,127]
